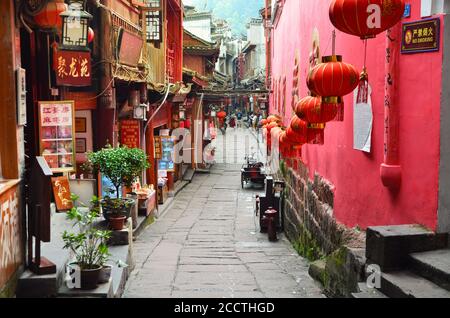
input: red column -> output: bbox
[380,25,402,189]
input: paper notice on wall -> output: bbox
[353,85,373,153]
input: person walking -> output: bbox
[236,110,243,129]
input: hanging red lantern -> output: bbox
[88,27,95,43]
[286,126,306,145]
[267,115,282,123]
[266,121,280,134]
[290,116,308,135]
[34,0,68,30]
[329,0,405,39]
[296,96,338,124]
[307,55,359,104]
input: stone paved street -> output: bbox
[123,128,324,298]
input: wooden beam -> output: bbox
[0,0,19,179]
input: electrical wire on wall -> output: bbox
[141,78,175,185]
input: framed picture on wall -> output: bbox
[76,138,87,154]
[75,117,87,133]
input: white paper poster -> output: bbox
[353,85,373,153]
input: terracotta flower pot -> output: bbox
[109,215,126,231]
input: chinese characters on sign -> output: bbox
[39,101,75,173]
[402,18,440,54]
[154,136,162,160]
[54,50,91,86]
[120,120,140,149]
[0,184,23,290]
[51,176,73,211]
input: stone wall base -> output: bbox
[280,159,366,297]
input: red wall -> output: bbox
[270,0,444,230]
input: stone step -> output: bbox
[379,271,450,298]
[366,225,448,271]
[183,168,195,182]
[409,249,450,291]
[352,283,388,298]
[57,244,133,298]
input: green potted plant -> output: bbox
[86,145,149,230]
[62,195,112,290]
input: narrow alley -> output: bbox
[124,128,323,298]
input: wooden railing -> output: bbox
[111,10,143,36]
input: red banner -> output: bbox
[54,50,91,87]
[121,120,140,149]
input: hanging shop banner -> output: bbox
[158,136,175,172]
[39,101,76,173]
[120,120,140,149]
[54,50,91,86]
[401,18,440,54]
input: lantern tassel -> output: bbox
[357,68,369,104]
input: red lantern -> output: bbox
[286,126,306,145]
[290,116,308,135]
[267,115,282,123]
[307,55,359,104]
[266,121,279,134]
[88,27,95,43]
[34,0,68,30]
[296,96,337,124]
[329,0,405,39]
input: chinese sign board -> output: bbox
[0,183,23,290]
[120,120,140,149]
[54,50,91,86]
[51,176,73,211]
[401,18,440,54]
[39,101,76,173]
[154,136,162,160]
[158,136,175,172]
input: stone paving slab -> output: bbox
[123,129,324,298]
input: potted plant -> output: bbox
[86,145,149,230]
[62,195,112,290]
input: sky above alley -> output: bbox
[183,0,265,36]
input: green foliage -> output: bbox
[86,145,150,198]
[279,160,287,178]
[62,196,112,270]
[101,197,134,218]
[292,225,324,262]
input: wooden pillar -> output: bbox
[0,0,19,179]
[97,1,115,148]
[146,118,156,188]
[166,102,174,192]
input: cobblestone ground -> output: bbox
[123,128,324,298]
